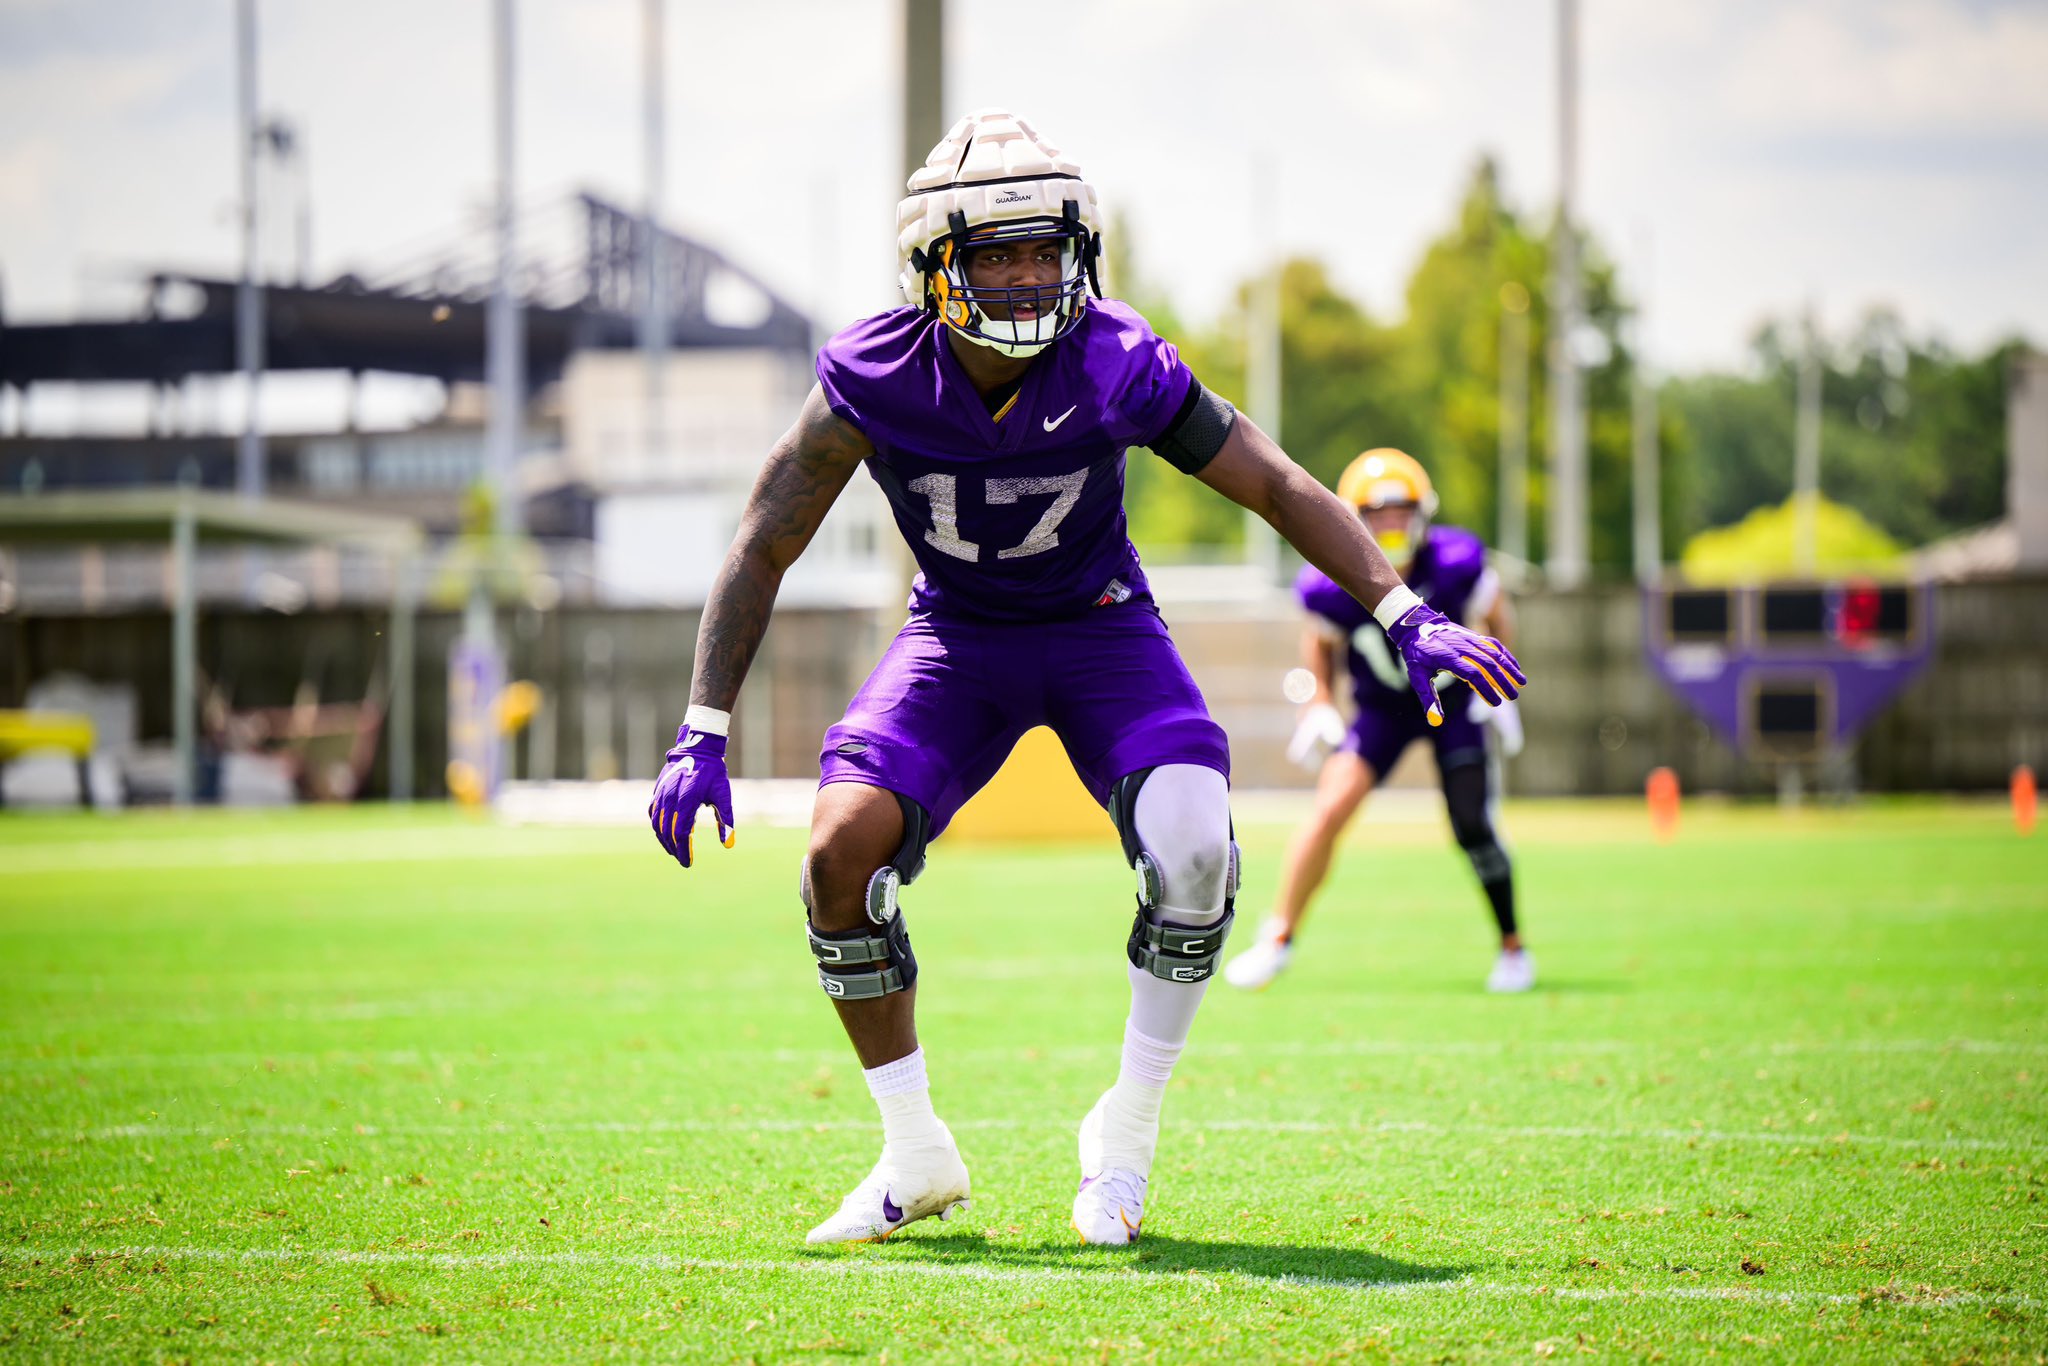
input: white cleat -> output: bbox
[1072,1093,1148,1246]
[1223,921,1294,991]
[804,1133,971,1245]
[1486,948,1536,994]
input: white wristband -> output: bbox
[684,704,732,737]
[1372,583,1423,631]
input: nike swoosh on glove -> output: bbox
[648,725,735,868]
[1382,601,1527,726]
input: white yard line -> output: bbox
[27,1115,2046,1155]
[0,829,634,876]
[5,1035,2042,1072]
[0,1244,2030,1312]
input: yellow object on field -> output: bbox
[446,759,486,808]
[493,680,543,735]
[0,710,95,761]
[943,725,1109,844]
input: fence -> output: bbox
[3,577,2043,799]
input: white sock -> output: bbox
[863,1048,948,1152]
[1104,1017,1182,1147]
[1099,977,1202,1173]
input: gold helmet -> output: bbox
[1336,448,1438,571]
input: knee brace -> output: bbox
[1442,758,1511,882]
[1109,765,1239,983]
[802,790,932,1001]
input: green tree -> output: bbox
[1385,157,1546,548]
[1680,493,1905,582]
[1323,155,1654,572]
[1115,157,2021,574]
[1107,209,1250,554]
[1666,311,2016,550]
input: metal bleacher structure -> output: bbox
[0,192,814,613]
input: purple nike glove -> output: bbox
[648,724,735,869]
[1379,588,1527,726]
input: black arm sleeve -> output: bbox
[1147,378,1237,475]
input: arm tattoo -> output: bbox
[689,388,871,711]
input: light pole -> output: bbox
[1498,281,1531,569]
[235,0,265,500]
[486,0,524,539]
[1546,0,1587,587]
[902,0,945,188]
[1793,308,1823,574]
[1631,229,1660,585]
[640,0,668,480]
[1244,156,1283,582]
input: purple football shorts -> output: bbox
[1343,695,1489,781]
[819,604,1230,837]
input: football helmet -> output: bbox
[1337,448,1438,572]
[897,109,1103,357]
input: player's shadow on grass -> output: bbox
[813,1230,1471,1288]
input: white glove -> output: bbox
[1286,702,1347,771]
[1467,694,1525,757]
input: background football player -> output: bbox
[648,113,1523,1248]
[1224,449,1532,995]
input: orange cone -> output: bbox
[2015,765,2038,836]
[1647,766,1680,843]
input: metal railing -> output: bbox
[0,541,600,615]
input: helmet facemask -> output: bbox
[1361,502,1429,574]
[896,110,1105,357]
[914,206,1100,358]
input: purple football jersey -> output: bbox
[1297,524,1495,711]
[816,300,1195,621]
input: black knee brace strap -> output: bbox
[802,790,933,1000]
[808,894,916,1000]
[1110,767,1241,984]
[1126,903,1235,983]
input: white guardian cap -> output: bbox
[896,109,1104,357]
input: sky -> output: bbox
[1,0,2044,373]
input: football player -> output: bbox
[1223,449,1532,995]
[648,113,1523,1247]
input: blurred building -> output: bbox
[0,191,892,613]
[1911,347,2048,583]
[556,348,894,609]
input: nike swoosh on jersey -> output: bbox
[1042,405,1078,432]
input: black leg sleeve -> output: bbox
[1442,759,1517,939]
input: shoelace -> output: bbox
[1090,1167,1147,1215]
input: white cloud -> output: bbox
[0,0,2042,370]
[1714,0,2048,133]
[1580,0,2048,362]
[0,29,232,315]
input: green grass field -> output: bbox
[2,799,2043,1362]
